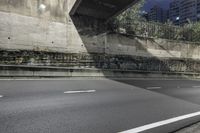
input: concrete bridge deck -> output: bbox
[70,0,139,19]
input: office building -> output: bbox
[169,0,180,25]
[169,0,200,25]
[148,5,164,23]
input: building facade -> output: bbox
[169,0,180,25]
[180,0,197,24]
[148,5,164,23]
[169,0,200,25]
[197,0,200,21]
[147,5,169,23]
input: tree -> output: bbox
[114,0,146,23]
[110,0,146,34]
[190,22,200,42]
[178,21,200,42]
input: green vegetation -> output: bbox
[111,0,200,42]
[114,0,146,23]
[180,22,200,42]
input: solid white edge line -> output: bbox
[146,87,161,90]
[119,111,200,133]
[64,90,96,94]
[0,79,107,81]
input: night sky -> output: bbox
[143,0,171,11]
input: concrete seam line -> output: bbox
[119,111,200,133]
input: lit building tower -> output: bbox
[148,5,164,23]
[197,0,200,21]
[169,0,180,25]
[179,0,197,24]
[163,10,170,23]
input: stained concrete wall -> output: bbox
[80,33,200,60]
[0,0,86,53]
[0,0,68,22]
[1,0,200,62]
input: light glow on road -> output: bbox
[0,95,3,98]
[64,90,96,94]
[120,111,200,133]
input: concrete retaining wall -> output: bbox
[1,0,200,78]
[0,50,199,73]
[1,0,199,60]
[0,0,86,53]
[1,65,199,79]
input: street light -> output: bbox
[176,16,180,21]
[38,4,46,13]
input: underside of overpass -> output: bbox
[70,0,140,20]
[70,0,140,36]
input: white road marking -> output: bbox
[120,111,200,133]
[0,78,107,81]
[192,86,200,88]
[146,87,161,90]
[64,90,96,94]
[0,95,3,98]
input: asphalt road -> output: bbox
[1,79,200,133]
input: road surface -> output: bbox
[1,78,200,133]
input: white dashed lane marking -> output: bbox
[192,86,200,88]
[146,87,161,90]
[64,90,96,94]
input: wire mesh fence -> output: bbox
[110,20,200,43]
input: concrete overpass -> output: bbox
[70,0,140,19]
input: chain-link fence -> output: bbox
[110,20,200,42]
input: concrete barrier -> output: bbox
[0,64,200,79]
